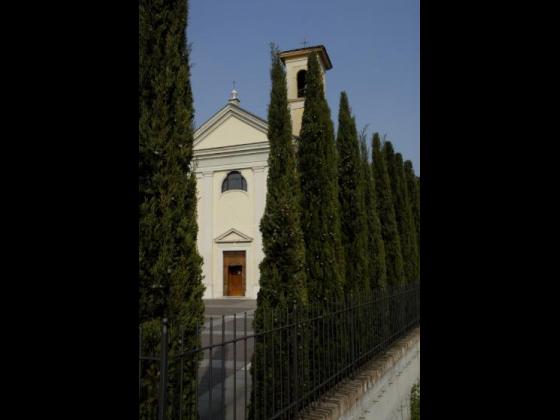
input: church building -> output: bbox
[193,45,333,299]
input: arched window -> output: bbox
[297,70,307,98]
[222,171,247,192]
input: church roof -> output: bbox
[193,99,299,151]
[195,102,268,133]
[193,102,269,150]
[279,45,333,70]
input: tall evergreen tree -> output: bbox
[257,45,308,310]
[297,52,345,388]
[359,136,387,293]
[336,92,369,294]
[297,53,344,304]
[359,131,389,352]
[384,141,419,284]
[371,134,405,287]
[249,45,308,419]
[395,152,419,282]
[139,0,204,418]
[404,160,420,253]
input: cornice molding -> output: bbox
[194,141,270,159]
[214,228,253,244]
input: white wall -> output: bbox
[197,166,267,299]
[193,108,269,299]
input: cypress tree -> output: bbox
[297,52,344,305]
[359,136,387,293]
[395,152,419,283]
[258,45,307,310]
[249,45,308,419]
[139,1,204,418]
[359,131,389,351]
[371,134,405,287]
[297,52,345,387]
[384,141,419,284]
[404,160,420,253]
[336,92,369,294]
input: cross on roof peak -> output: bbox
[301,38,309,48]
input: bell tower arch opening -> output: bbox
[279,45,333,137]
[297,69,307,98]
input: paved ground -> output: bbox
[198,299,256,420]
[203,298,257,317]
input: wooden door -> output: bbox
[223,251,246,296]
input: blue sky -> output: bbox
[189,0,419,173]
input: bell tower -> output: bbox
[279,45,333,137]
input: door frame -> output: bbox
[215,242,251,298]
[223,250,246,297]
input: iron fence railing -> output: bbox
[139,281,419,420]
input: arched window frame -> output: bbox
[221,171,248,193]
[297,70,307,98]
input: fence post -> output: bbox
[139,327,142,402]
[350,294,356,377]
[158,318,169,420]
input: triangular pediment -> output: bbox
[194,104,269,150]
[214,228,253,243]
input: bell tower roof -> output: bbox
[279,45,333,70]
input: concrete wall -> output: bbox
[302,328,420,420]
[347,338,420,420]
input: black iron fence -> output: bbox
[139,281,419,420]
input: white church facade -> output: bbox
[193,45,332,299]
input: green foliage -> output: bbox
[336,93,371,358]
[359,135,389,344]
[397,153,419,282]
[139,320,162,420]
[297,53,345,304]
[410,383,420,420]
[297,52,345,388]
[371,134,405,286]
[249,45,309,420]
[336,92,369,294]
[139,0,204,418]
[404,160,420,253]
[359,133,387,294]
[384,143,419,283]
[257,45,308,309]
